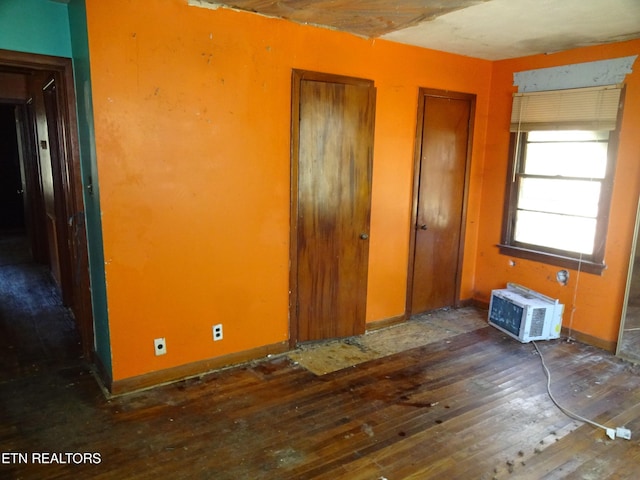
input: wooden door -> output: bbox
[42,77,74,307]
[408,90,474,314]
[14,103,49,264]
[291,71,376,343]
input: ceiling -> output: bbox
[189,0,640,60]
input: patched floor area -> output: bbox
[288,307,487,375]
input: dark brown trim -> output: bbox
[500,133,520,245]
[406,88,476,316]
[291,69,374,87]
[456,93,476,308]
[288,70,301,349]
[405,89,425,316]
[498,244,606,275]
[0,49,71,71]
[110,341,290,396]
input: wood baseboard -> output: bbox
[365,303,483,332]
[109,341,289,396]
[561,327,617,353]
[467,298,489,310]
[90,350,113,395]
[101,302,616,395]
[366,314,406,331]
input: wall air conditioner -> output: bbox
[488,283,563,343]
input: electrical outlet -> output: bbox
[213,324,223,341]
[154,337,167,356]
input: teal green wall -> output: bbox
[0,0,72,57]
[0,0,112,377]
[68,0,112,378]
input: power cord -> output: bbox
[532,340,631,440]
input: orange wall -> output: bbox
[476,40,640,345]
[84,0,491,381]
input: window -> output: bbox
[500,86,623,274]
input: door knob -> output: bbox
[360,233,369,240]
[419,224,428,230]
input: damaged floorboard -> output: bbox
[0,241,639,480]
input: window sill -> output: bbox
[497,244,606,275]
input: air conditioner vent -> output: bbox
[488,283,564,343]
[530,308,546,337]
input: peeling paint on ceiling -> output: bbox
[189,0,640,60]
[190,0,486,38]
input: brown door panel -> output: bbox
[293,73,375,343]
[410,92,474,314]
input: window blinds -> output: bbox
[510,85,622,132]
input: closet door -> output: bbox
[408,90,474,314]
[291,70,376,343]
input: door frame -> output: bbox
[289,69,375,347]
[405,88,476,316]
[0,48,94,358]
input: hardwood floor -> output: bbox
[1,237,640,478]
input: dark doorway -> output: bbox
[0,104,25,231]
[290,70,376,344]
[0,49,93,365]
[0,101,82,380]
[407,89,475,315]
